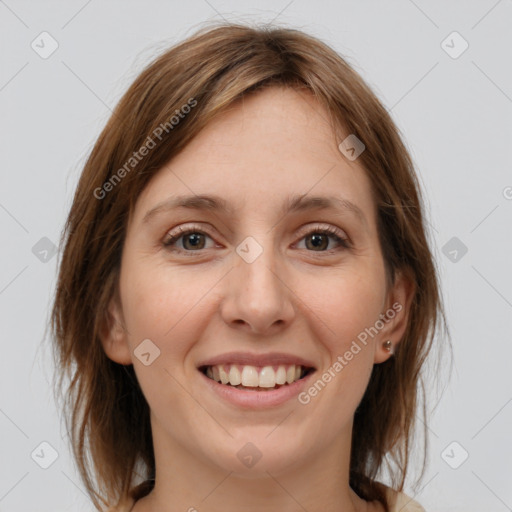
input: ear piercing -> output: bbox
[383,340,393,354]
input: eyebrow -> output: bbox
[142,193,368,228]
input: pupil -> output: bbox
[308,234,327,250]
[185,233,204,249]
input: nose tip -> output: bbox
[219,252,295,335]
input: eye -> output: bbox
[162,223,350,256]
[295,225,350,252]
[162,225,216,253]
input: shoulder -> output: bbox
[106,497,136,512]
[383,485,426,512]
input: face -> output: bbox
[102,86,411,478]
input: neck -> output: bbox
[134,415,374,512]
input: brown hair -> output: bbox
[50,22,449,511]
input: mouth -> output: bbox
[198,363,316,391]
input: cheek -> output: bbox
[293,266,383,408]
[119,259,219,356]
[299,265,385,347]
[119,262,213,423]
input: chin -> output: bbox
[199,431,310,478]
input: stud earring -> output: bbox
[383,340,393,354]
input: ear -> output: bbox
[99,294,133,365]
[373,268,415,364]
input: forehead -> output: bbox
[131,86,376,228]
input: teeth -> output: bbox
[229,366,241,386]
[204,364,308,388]
[275,366,287,385]
[286,366,295,384]
[241,366,259,387]
[219,366,229,384]
[259,366,275,388]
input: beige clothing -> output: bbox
[386,487,426,511]
[107,486,426,511]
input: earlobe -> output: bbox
[99,296,133,365]
[373,268,415,364]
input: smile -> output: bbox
[200,363,315,390]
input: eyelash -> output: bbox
[162,224,351,256]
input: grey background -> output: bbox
[1,1,511,511]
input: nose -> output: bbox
[219,242,295,335]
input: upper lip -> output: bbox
[197,351,317,369]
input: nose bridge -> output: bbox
[241,235,279,293]
[221,232,295,333]
[236,233,283,302]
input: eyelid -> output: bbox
[295,222,348,241]
[162,223,216,246]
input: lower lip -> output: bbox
[199,370,315,409]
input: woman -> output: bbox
[51,23,447,512]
